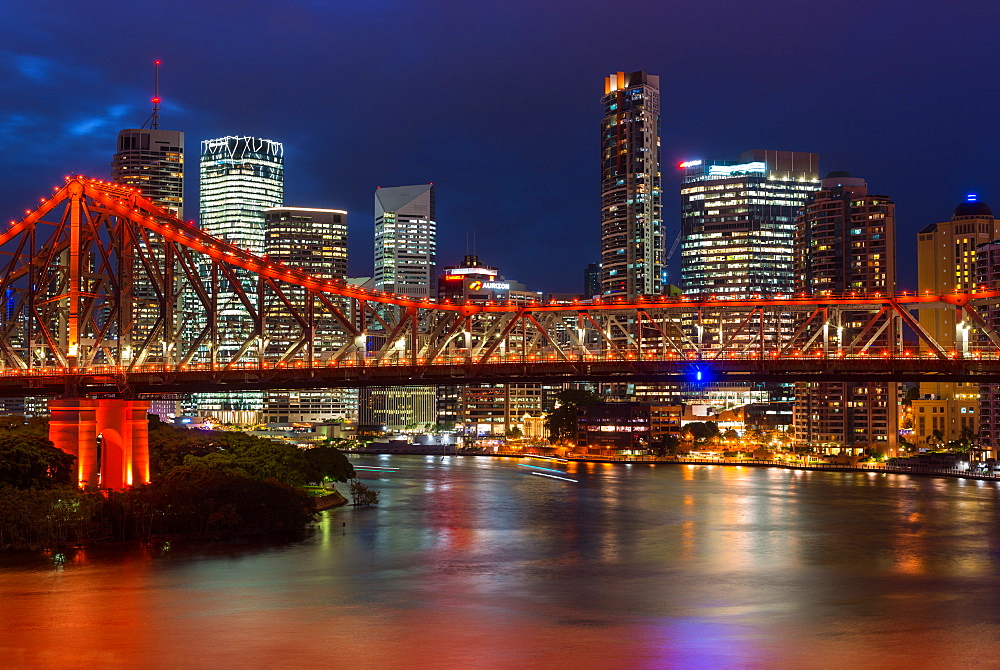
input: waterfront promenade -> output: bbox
[345,447,1000,483]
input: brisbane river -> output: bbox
[4,456,1000,669]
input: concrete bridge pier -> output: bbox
[48,399,151,488]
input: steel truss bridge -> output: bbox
[2,176,1000,398]
[6,176,1000,487]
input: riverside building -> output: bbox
[365,184,438,431]
[111,86,185,421]
[975,241,1000,459]
[792,172,898,455]
[913,196,1000,449]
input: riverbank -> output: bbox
[344,448,1000,483]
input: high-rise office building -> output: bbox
[112,129,185,218]
[366,184,437,430]
[192,136,284,425]
[600,71,662,297]
[913,196,1000,448]
[792,172,898,454]
[680,150,820,298]
[264,207,348,278]
[374,184,436,298]
[262,207,356,424]
[200,136,284,254]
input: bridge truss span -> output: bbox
[2,176,1000,397]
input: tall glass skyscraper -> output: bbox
[200,136,284,254]
[191,136,284,425]
[374,184,436,298]
[600,71,662,298]
[680,150,819,298]
[369,184,437,430]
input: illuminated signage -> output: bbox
[588,425,649,432]
[678,160,702,169]
[706,162,766,177]
[467,280,510,291]
[443,274,464,281]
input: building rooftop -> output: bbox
[953,200,993,219]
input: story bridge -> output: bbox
[3,177,999,486]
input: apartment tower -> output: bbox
[600,71,662,297]
[792,172,898,455]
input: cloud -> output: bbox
[12,54,55,83]
[66,104,135,138]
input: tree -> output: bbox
[929,429,945,449]
[651,434,680,457]
[685,422,721,443]
[544,389,599,442]
[902,386,920,407]
[185,433,312,486]
[349,479,380,506]
[0,433,75,489]
[147,422,217,477]
[723,429,739,441]
[302,445,355,483]
[506,426,523,439]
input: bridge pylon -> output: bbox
[48,398,151,489]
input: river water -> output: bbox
[3,455,1000,669]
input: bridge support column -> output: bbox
[49,399,151,489]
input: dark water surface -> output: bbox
[3,455,1000,669]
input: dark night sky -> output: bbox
[2,0,998,293]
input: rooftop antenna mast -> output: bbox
[142,60,162,130]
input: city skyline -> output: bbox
[3,1,999,295]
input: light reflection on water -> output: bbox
[2,456,1000,669]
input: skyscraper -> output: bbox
[200,136,284,254]
[792,172,898,455]
[192,136,284,425]
[111,71,184,421]
[112,129,185,218]
[680,150,820,298]
[584,263,601,298]
[264,207,348,279]
[600,71,662,297]
[374,184,436,298]
[261,207,357,424]
[366,184,438,431]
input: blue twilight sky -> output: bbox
[1,0,998,293]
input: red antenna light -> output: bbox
[142,59,162,130]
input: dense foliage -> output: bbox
[0,433,76,489]
[0,417,360,551]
